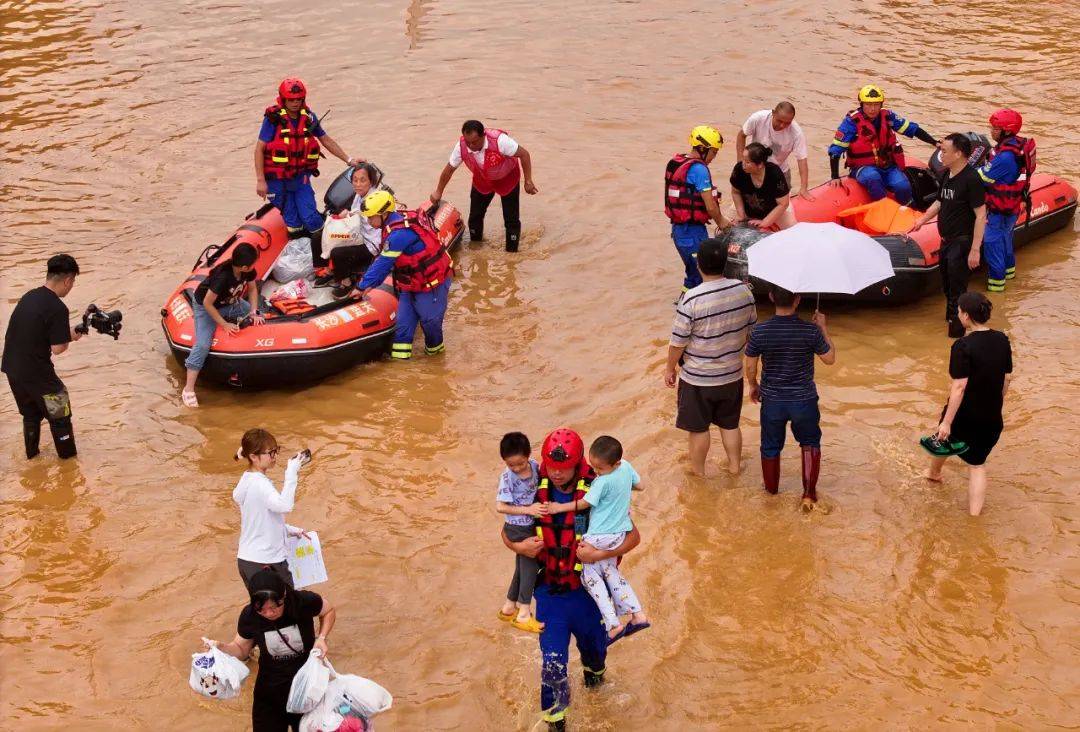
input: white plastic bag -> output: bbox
[287,649,331,714]
[270,278,310,302]
[272,238,315,282]
[189,645,250,700]
[300,667,392,732]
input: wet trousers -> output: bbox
[392,279,451,360]
[535,583,608,724]
[8,378,76,459]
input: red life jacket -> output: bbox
[535,476,591,593]
[460,129,521,196]
[262,105,321,179]
[843,109,902,169]
[664,154,713,224]
[984,135,1037,216]
[384,209,453,293]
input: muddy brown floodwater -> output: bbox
[2,1,1078,729]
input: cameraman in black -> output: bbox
[2,255,83,459]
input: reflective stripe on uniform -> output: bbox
[391,343,413,359]
[978,169,995,184]
[832,139,850,148]
[896,119,910,134]
[380,250,401,258]
[542,709,567,723]
[425,343,445,355]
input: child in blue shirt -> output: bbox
[547,435,649,642]
[495,432,546,633]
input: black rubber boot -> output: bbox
[468,224,484,243]
[547,720,566,732]
[23,419,41,459]
[48,417,77,459]
[309,227,327,268]
[505,223,521,253]
[583,668,605,688]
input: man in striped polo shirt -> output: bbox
[665,238,757,476]
[744,285,836,506]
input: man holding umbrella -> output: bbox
[744,286,835,506]
[740,220,894,505]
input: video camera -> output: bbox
[74,304,123,340]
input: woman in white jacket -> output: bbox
[233,428,310,592]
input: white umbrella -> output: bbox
[746,222,894,295]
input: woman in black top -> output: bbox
[203,569,336,731]
[926,292,1012,515]
[730,142,795,230]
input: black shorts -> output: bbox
[942,406,1002,466]
[676,378,744,432]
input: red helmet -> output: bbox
[278,77,307,102]
[541,428,585,472]
[989,109,1022,135]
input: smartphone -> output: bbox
[296,448,312,466]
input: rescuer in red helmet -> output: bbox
[977,109,1037,292]
[255,77,361,267]
[502,427,641,731]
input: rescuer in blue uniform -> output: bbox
[502,428,642,731]
[255,77,359,266]
[978,109,1035,292]
[828,85,939,204]
[353,191,453,360]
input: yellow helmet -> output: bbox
[360,190,396,217]
[858,85,885,104]
[689,125,724,150]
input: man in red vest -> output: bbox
[430,120,538,252]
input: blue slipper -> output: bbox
[606,626,628,646]
[624,621,651,637]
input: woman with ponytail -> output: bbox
[730,142,796,230]
[233,428,311,591]
[182,242,265,407]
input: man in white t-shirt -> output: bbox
[430,119,538,252]
[736,102,812,200]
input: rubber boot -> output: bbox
[468,224,484,243]
[547,720,566,732]
[761,456,780,495]
[583,667,605,688]
[505,223,521,253]
[48,417,77,459]
[947,319,965,339]
[23,419,41,459]
[309,227,328,268]
[801,446,820,503]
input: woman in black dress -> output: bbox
[926,291,1013,515]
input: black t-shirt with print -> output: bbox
[237,590,323,690]
[1,286,71,394]
[935,165,985,242]
[730,161,790,220]
[193,262,254,307]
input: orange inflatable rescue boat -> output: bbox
[724,133,1077,303]
[161,199,463,387]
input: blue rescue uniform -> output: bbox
[671,161,714,292]
[259,112,326,233]
[978,151,1022,289]
[828,110,926,204]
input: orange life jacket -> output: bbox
[664,154,713,224]
[985,135,1037,216]
[535,477,590,593]
[262,105,321,179]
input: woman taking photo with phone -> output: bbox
[203,568,335,731]
[233,428,312,592]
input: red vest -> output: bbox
[262,105,321,179]
[985,136,1036,215]
[535,477,590,593]
[844,110,901,169]
[384,210,453,293]
[459,129,520,196]
[664,154,712,225]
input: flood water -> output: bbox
[1,0,1078,728]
